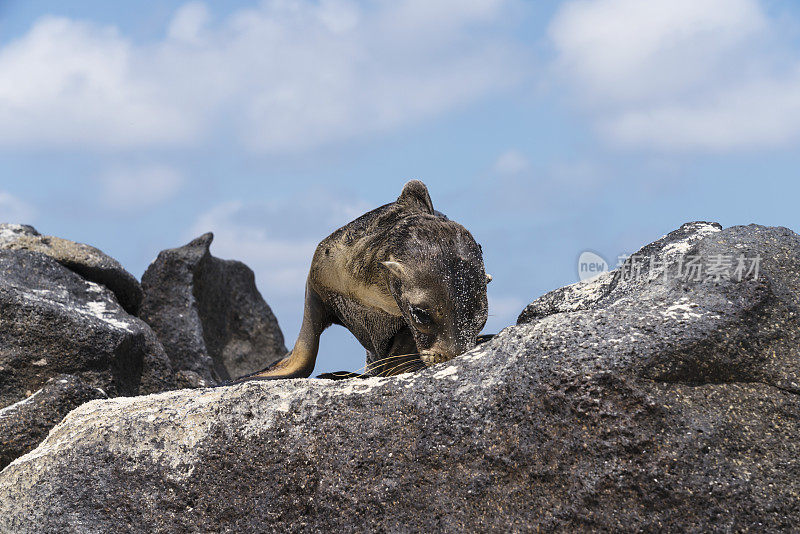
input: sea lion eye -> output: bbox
[410,307,432,325]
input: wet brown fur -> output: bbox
[234,180,489,381]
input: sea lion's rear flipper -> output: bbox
[397,180,434,214]
[231,283,330,382]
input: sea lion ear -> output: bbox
[485,273,493,284]
[381,261,405,278]
[397,180,434,214]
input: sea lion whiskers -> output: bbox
[325,354,419,379]
[360,353,422,375]
[317,354,423,380]
[379,358,427,377]
[379,360,426,377]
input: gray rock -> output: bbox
[174,370,213,390]
[0,249,174,410]
[138,328,180,396]
[0,223,143,315]
[140,233,287,384]
[518,221,723,323]
[0,223,39,242]
[0,374,106,469]
[1,223,799,532]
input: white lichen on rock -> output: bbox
[0,224,35,244]
[432,366,459,380]
[0,389,45,420]
[9,280,135,334]
[663,297,706,320]
[661,223,721,257]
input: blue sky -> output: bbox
[2,0,800,374]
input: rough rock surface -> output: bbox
[517,221,724,323]
[0,375,106,469]
[0,248,174,408]
[0,223,143,315]
[140,233,286,384]
[1,223,800,532]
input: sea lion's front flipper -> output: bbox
[232,283,330,382]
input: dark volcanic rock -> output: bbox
[0,249,174,409]
[137,328,180,396]
[0,247,174,468]
[1,223,800,533]
[140,233,287,384]
[0,375,106,469]
[0,223,143,315]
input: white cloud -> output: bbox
[0,0,520,152]
[97,165,185,211]
[167,2,210,44]
[550,0,765,103]
[493,149,530,174]
[549,0,800,151]
[0,17,198,148]
[0,191,36,224]
[604,72,800,150]
[187,190,370,299]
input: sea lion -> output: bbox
[237,180,491,380]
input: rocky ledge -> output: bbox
[1,222,799,532]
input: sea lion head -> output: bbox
[381,181,491,366]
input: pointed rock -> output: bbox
[140,233,287,383]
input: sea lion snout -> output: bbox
[419,342,475,366]
[418,323,481,365]
[419,351,454,366]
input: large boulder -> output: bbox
[0,223,143,315]
[0,250,149,405]
[140,233,287,384]
[0,248,175,466]
[1,223,799,532]
[0,374,106,469]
